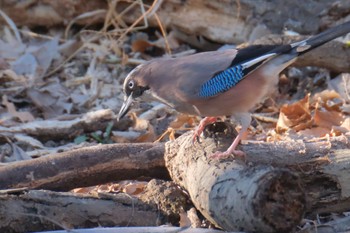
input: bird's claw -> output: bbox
[209,149,246,160]
[192,117,217,145]
[192,128,203,145]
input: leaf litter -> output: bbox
[0,4,350,229]
[0,3,349,156]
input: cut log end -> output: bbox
[255,170,305,232]
[206,167,305,232]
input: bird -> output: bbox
[118,21,350,159]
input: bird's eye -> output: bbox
[128,80,135,89]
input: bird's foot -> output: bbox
[209,149,246,160]
[192,117,217,143]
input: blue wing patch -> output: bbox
[199,65,244,98]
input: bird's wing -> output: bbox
[173,46,283,99]
[144,47,281,109]
[146,50,235,102]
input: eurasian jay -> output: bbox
[118,21,350,158]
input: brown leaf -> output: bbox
[332,117,350,134]
[298,127,331,139]
[131,31,180,53]
[72,187,95,194]
[2,95,35,123]
[179,211,192,227]
[314,105,344,129]
[123,182,147,195]
[131,39,153,53]
[341,104,350,114]
[169,114,196,129]
[0,57,10,69]
[0,29,26,60]
[5,137,32,161]
[129,112,157,142]
[155,128,177,142]
[153,31,180,50]
[135,124,156,142]
[313,89,343,111]
[11,37,59,81]
[131,112,149,131]
[313,90,341,103]
[96,183,122,193]
[328,73,350,101]
[276,94,312,133]
[27,82,72,119]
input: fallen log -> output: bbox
[0,109,132,142]
[164,122,350,231]
[1,123,350,230]
[0,143,168,191]
[165,123,305,232]
[0,179,188,233]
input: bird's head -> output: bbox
[118,64,150,120]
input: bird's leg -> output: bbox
[192,116,218,143]
[210,113,251,159]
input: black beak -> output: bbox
[117,93,133,121]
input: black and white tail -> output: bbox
[240,21,350,72]
[290,20,350,56]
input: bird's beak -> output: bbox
[118,93,133,121]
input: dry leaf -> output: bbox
[129,112,157,142]
[314,106,344,129]
[341,104,350,114]
[131,39,153,53]
[276,94,312,133]
[0,57,10,69]
[109,183,123,193]
[11,37,59,81]
[72,187,95,194]
[328,73,350,101]
[340,117,350,131]
[31,37,59,79]
[7,141,32,161]
[186,207,201,228]
[298,127,331,139]
[153,31,180,50]
[123,182,147,195]
[135,124,156,142]
[11,53,37,77]
[155,127,177,142]
[131,112,149,131]
[179,211,192,227]
[97,183,122,193]
[2,95,35,123]
[313,89,343,111]
[0,26,26,59]
[332,117,350,134]
[313,89,341,103]
[169,114,196,129]
[111,130,142,143]
[59,39,83,57]
[13,134,44,148]
[27,82,72,119]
